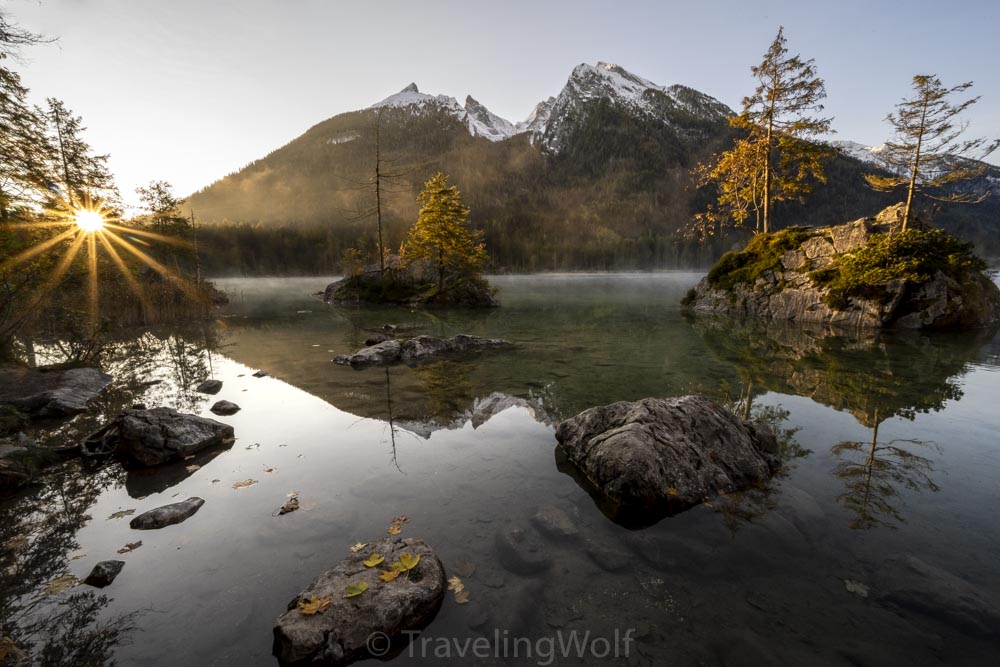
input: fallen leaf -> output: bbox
[298,595,332,615]
[0,637,16,660]
[386,525,402,535]
[117,541,142,554]
[185,464,201,473]
[455,560,476,577]
[350,543,368,553]
[262,465,275,473]
[344,582,369,598]
[386,515,410,535]
[666,487,679,497]
[232,479,258,489]
[42,574,78,595]
[211,479,220,483]
[447,576,465,593]
[107,509,135,520]
[397,553,420,572]
[183,455,196,461]
[280,496,300,515]
[844,579,869,598]
[363,554,385,568]
[454,589,470,604]
[379,568,401,582]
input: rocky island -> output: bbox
[684,205,1000,329]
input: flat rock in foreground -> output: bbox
[85,407,234,466]
[130,497,205,530]
[273,536,445,666]
[555,395,779,512]
[334,334,511,368]
[0,366,112,417]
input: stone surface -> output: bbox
[0,366,112,417]
[210,400,241,416]
[555,395,779,511]
[531,506,580,540]
[130,497,205,530]
[272,536,445,666]
[83,560,125,588]
[584,540,631,572]
[195,379,223,394]
[686,207,1000,330]
[1,433,57,489]
[85,407,234,466]
[494,527,552,575]
[334,335,512,368]
[876,554,1000,636]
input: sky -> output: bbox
[6,0,1000,210]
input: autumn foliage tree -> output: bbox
[865,75,1000,232]
[406,173,486,291]
[697,27,833,234]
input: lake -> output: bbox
[3,273,999,666]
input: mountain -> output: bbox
[188,63,1000,276]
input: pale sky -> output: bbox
[6,0,999,210]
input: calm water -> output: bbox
[3,273,1000,666]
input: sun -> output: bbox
[74,208,106,233]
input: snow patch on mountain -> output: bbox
[373,82,464,113]
[464,96,516,141]
[831,140,888,166]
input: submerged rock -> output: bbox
[555,395,779,512]
[876,554,1000,636]
[0,433,58,489]
[494,527,552,575]
[83,560,125,588]
[334,335,512,368]
[531,506,580,540]
[210,400,241,416]
[272,536,445,666]
[0,366,112,417]
[84,407,234,466]
[130,497,205,530]
[195,379,223,395]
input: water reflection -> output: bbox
[694,317,993,528]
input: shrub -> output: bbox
[706,227,815,290]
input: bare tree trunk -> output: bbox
[375,110,385,276]
[902,99,930,234]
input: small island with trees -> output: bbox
[324,172,497,308]
[684,28,1000,329]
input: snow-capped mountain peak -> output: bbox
[464,95,516,141]
[830,140,889,167]
[372,83,463,113]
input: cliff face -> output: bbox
[686,205,1000,329]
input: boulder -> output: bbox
[195,379,223,394]
[0,366,112,417]
[273,536,445,666]
[210,400,241,416]
[555,395,779,512]
[84,407,234,466]
[129,497,205,530]
[83,560,125,588]
[876,554,1000,636]
[334,335,512,368]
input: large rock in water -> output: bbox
[273,536,446,666]
[555,396,780,512]
[686,206,1000,329]
[0,366,112,417]
[130,497,205,530]
[85,407,234,466]
[333,334,512,368]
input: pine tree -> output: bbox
[700,27,833,234]
[45,98,117,209]
[865,75,1000,232]
[136,180,188,234]
[406,173,486,291]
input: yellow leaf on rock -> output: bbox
[398,553,420,571]
[350,543,368,553]
[379,568,401,582]
[344,582,369,598]
[298,595,332,615]
[363,554,385,567]
[666,487,679,497]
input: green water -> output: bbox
[3,273,999,665]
